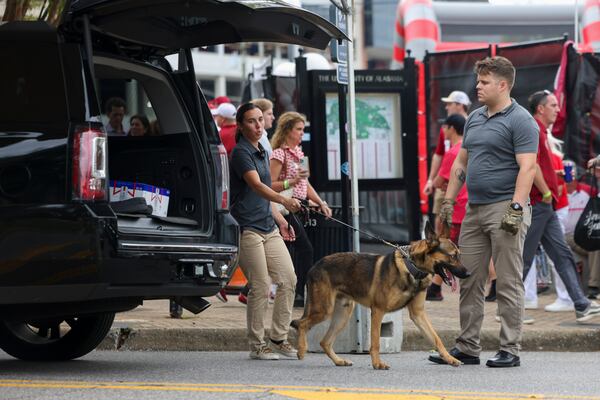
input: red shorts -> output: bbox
[450,223,461,245]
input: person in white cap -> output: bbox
[425,90,472,301]
[215,102,238,156]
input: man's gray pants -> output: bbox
[522,202,590,312]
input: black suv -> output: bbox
[0,0,344,360]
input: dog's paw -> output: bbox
[447,356,462,367]
[334,359,353,367]
[372,361,390,370]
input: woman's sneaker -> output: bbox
[249,345,279,360]
[544,299,575,312]
[269,340,298,358]
[576,301,600,323]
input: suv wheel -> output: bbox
[0,313,115,361]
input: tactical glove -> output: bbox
[500,204,523,235]
[439,199,455,227]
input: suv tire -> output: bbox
[0,313,115,361]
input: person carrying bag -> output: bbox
[574,172,600,251]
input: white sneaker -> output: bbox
[544,299,575,312]
[269,340,298,358]
[249,345,279,360]
[576,301,600,323]
[524,300,538,310]
[523,315,535,325]
[495,314,534,324]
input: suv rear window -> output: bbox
[0,44,68,124]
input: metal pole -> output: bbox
[347,2,360,254]
[345,0,363,353]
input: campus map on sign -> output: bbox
[325,93,403,180]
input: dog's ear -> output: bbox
[439,222,451,240]
[424,221,437,242]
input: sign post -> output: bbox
[330,0,363,353]
[330,5,351,252]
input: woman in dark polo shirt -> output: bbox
[230,102,301,361]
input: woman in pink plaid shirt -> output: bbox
[270,112,331,307]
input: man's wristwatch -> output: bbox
[509,202,523,211]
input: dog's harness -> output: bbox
[398,245,429,281]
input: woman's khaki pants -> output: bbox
[239,228,297,351]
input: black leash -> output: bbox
[300,204,411,258]
[301,205,429,280]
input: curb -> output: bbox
[402,329,600,352]
[98,327,600,352]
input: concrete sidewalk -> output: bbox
[99,288,600,352]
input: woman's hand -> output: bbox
[319,201,332,218]
[279,222,296,241]
[281,196,302,213]
[297,168,309,179]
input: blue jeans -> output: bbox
[522,202,590,312]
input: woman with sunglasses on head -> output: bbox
[269,111,332,308]
[229,102,301,361]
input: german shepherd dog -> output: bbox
[291,221,469,370]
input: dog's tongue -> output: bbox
[449,272,458,292]
[442,267,458,292]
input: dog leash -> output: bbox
[300,204,412,259]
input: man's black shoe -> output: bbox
[486,350,520,368]
[428,347,480,365]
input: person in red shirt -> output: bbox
[215,103,238,156]
[522,90,600,323]
[433,114,467,243]
[213,101,238,304]
[423,91,471,224]
[424,92,471,302]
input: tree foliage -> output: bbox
[2,0,65,26]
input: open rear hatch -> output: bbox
[61,0,348,52]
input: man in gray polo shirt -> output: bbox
[428,56,538,368]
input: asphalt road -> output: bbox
[1,351,599,399]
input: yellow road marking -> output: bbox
[0,379,598,400]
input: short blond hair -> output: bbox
[474,56,515,89]
[270,111,306,150]
[250,98,273,112]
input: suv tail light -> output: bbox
[72,125,108,201]
[217,144,230,210]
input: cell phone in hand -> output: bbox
[299,156,309,174]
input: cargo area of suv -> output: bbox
[96,56,212,235]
